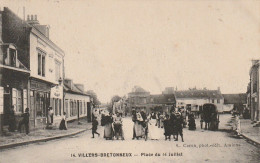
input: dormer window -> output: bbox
[3,44,17,67]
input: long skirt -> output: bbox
[149,119,162,139]
[104,123,113,138]
[134,122,144,137]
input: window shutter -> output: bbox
[23,89,27,111]
[12,88,17,112]
[0,87,3,114]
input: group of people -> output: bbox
[99,112,125,140]
[7,105,30,135]
[131,108,197,142]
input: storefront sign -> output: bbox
[50,85,63,99]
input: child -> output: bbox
[92,117,100,138]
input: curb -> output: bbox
[0,128,88,150]
[241,133,260,147]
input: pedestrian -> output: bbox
[92,117,100,138]
[156,112,161,128]
[113,112,124,140]
[103,112,114,140]
[8,105,16,132]
[188,113,196,130]
[148,111,161,140]
[18,108,30,134]
[132,109,137,139]
[163,114,173,141]
[47,107,53,129]
[133,110,144,139]
[174,109,184,142]
[59,112,67,130]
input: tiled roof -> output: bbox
[64,82,89,96]
[222,94,247,104]
[175,90,223,99]
[148,94,176,104]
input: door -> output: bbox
[87,102,91,122]
[3,87,11,125]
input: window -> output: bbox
[212,99,214,103]
[38,50,46,77]
[3,47,16,67]
[55,61,61,81]
[12,89,23,113]
[70,100,73,117]
[217,99,220,103]
[65,100,69,118]
[17,90,22,112]
[59,99,62,115]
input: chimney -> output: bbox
[27,14,39,25]
[217,87,220,91]
[64,79,73,90]
[75,84,84,93]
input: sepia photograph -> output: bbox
[0,0,260,162]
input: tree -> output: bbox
[86,90,101,107]
[111,95,121,104]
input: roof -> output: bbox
[64,82,90,96]
[175,90,223,99]
[3,7,65,55]
[222,94,247,104]
[148,94,176,104]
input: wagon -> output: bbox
[201,103,219,131]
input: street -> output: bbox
[0,115,260,163]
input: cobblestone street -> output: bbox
[1,114,260,163]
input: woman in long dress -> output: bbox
[148,112,162,140]
[103,113,114,140]
[133,111,144,139]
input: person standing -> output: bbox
[8,105,16,132]
[148,111,161,140]
[103,112,114,140]
[59,112,67,130]
[188,113,196,130]
[92,117,100,138]
[18,108,30,134]
[174,111,184,142]
[163,114,172,141]
[132,109,137,139]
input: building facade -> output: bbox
[248,60,260,125]
[64,79,92,122]
[174,89,224,113]
[0,7,65,130]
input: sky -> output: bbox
[1,0,260,103]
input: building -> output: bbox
[248,60,260,126]
[0,7,65,130]
[174,88,224,112]
[146,94,175,113]
[222,94,247,113]
[127,86,176,114]
[127,86,150,110]
[63,79,92,123]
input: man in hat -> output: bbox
[174,108,184,142]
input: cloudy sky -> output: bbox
[1,0,260,103]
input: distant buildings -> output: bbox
[127,86,225,113]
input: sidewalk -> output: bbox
[0,118,92,150]
[240,119,260,145]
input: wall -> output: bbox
[176,98,224,112]
[64,93,90,121]
[30,33,64,84]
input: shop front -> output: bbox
[50,85,63,127]
[29,78,51,128]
